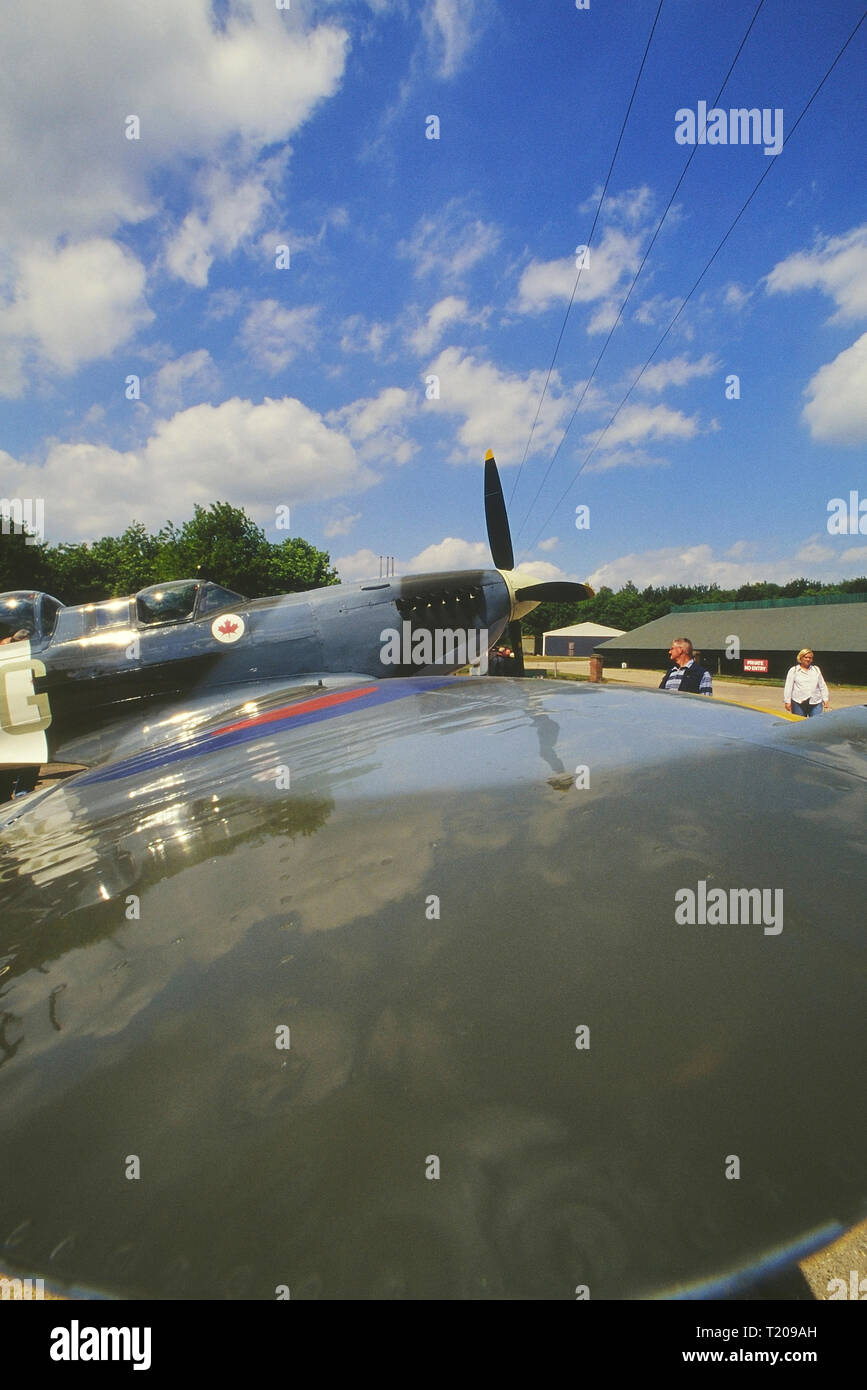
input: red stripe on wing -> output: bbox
[213,685,379,736]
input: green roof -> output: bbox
[596,601,867,653]
[671,591,866,613]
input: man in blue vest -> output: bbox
[659,637,713,695]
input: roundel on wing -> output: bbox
[211,613,245,644]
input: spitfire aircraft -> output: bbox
[0,453,864,1301]
[0,454,586,803]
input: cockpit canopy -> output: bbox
[0,590,65,643]
[1,581,244,646]
[134,580,244,627]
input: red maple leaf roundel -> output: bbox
[218,618,239,635]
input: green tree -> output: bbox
[153,502,273,594]
[267,537,338,592]
[94,523,162,595]
[151,502,339,597]
[47,542,116,604]
[0,530,53,592]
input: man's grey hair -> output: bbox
[672,637,694,656]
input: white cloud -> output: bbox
[408,296,487,355]
[334,537,491,582]
[359,2,488,163]
[339,315,393,358]
[586,403,699,454]
[588,537,867,591]
[515,227,642,319]
[765,225,867,323]
[723,283,752,312]
[324,510,361,539]
[254,202,350,273]
[4,397,377,540]
[0,341,26,399]
[328,386,418,466]
[334,547,390,582]
[794,535,867,572]
[207,288,244,321]
[510,557,571,583]
[0,239,152,389]
[801,331,867,444]
[588,545,743,591]
[793,537,835,566]
[636,354,717,393]
[723,541,754,561]
[422,0,490,79]
[633,293,691,335]
[153,349,219,413]
[399,200,501,285]
[580,184,655,226]
[0,3,349,249]
[0,5,349,391]
[335,537,578,584]
[408,537,491,571]
[538,536,559,552]
[582,447,670,475]
[762,227,867,446]
[586,301,621,335]
[165,163,277,287]
[424,347,574,465]
[239,302,319,373]
[331,386,413,440]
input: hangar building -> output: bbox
[543,621,625,657]
[595,594,867,685]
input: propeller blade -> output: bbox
[484,450,514,571]
[514,580,594,603]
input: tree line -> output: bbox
[2,503,864,629]
[0,502,339,604]
[523,575,867,646]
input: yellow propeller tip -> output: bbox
[485,449,495,461]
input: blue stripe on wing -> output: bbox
[75,677,456,786]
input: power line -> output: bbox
[514,0,768,544]
[508,0,666,510]
[527,5,867,549]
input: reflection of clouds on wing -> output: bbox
[285,804,441,935]
[0,771,337,1052]
[2,684,866,1295]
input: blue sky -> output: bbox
[1,0,866,591]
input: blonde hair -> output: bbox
[796,648,814,661]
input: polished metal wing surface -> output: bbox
[0,677,865,1299]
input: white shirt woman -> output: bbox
[784,649,830,716]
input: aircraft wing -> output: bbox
[1,675,865,1299]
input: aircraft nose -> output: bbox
[497,568,594,620]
